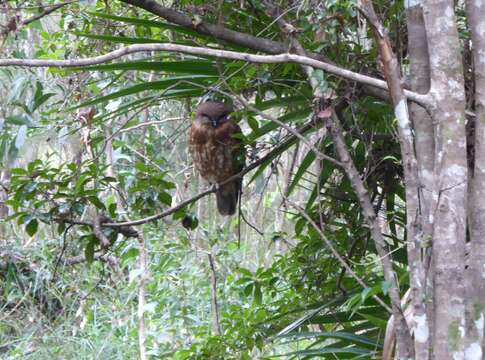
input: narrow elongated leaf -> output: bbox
[73,32,161,44]
[31,93,55,112]
[78,60,218,75]
[309,307,386,325]
[277,331,381,348]
[303,154,335,211]
[5,115,31,126]
[73,76,215,108]
[85,240,95,264]
[254,96,309,111]
[271,347,373,357]
[386,192,397,237]
[248,140,297,184]
[95,96,158,122]
[286,150,316,196]
[88,11,207,38]
[246,108,311,144]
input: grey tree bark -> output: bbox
[405,2,432,358]
[465,0,485,358]
[422,1,468,358]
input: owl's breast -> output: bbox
[189,121,242,184]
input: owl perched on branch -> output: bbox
[189,101,245,215]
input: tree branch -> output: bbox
[22,2,70,26]
[64,252,119,267]
[119,0,296,56]
[136,233,148,360]
[326,109,413,357]
[207,253,221,335]
[0,43,430,106]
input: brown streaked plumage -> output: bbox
[189,101,244,215]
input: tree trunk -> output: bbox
[423,1,467,358]
[465,0,485,357]
[405,3,433,358]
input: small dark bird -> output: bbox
[189,101,245,215]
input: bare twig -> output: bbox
[240,210,263,235]
[207,253,221,335]
[286,198,391,313]
[7,1,78,11]
[22,3,70,26]
[326,109,411,351]
[64,252,119,267]
[93,214,111,248]
[137,232,148,360]
[0,285,31,322]
[52,223,75,279]
[119,118,183,133]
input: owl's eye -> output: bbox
[200,114,211,122]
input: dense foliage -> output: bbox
[0,0,429,358]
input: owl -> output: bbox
[189,101,245,215]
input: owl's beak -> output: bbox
[211,118,218,128]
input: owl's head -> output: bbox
[196,101,233,128]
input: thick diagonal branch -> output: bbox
[326,111,413,358]
[119,0,313,57]
[262,3,413,356]
[357,2,420,357]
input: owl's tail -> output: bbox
[216,180,240,216]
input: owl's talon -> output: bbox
[211,184,220,192]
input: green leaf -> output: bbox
[253,282,262,305]
[85,240,95,264]
[57,222,66,235]
[122,247,140,263]
[248,139,298,184]
[359,312,388,328]
[304,157,334,211]
[10,167,27,176]
[172,207,187,220]
[73,32,161,44]
[238,268,253,277]
[75,173,91,193]
[5,115,31,126]
[159,192,172,206]
[31,80,55,112]
[386,192,397,237]
[254,96,309,111]
[246,108,311,144]
[88,196,106,210]
[26,218,38,237]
